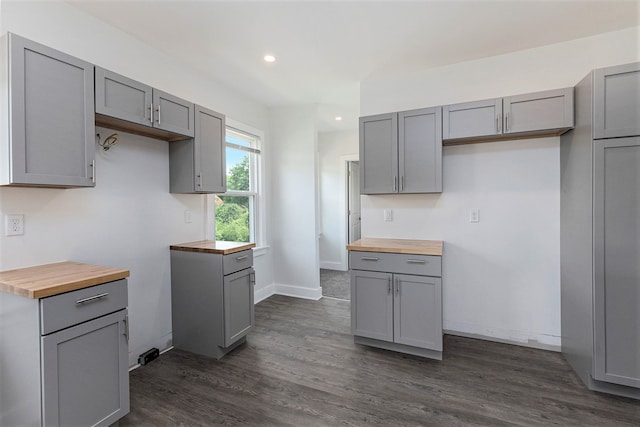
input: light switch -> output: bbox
[184,210,192,223]
[384,209,393,222]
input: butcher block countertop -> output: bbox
[170,240,256,255]
[347,238,443,256]
[0,261,130,299]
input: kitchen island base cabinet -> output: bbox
[170,246,255,360]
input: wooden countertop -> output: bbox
[170,240,256,255]
[347,238,443,256]
[0,261,130,299]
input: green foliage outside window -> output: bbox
[216,156,251,242]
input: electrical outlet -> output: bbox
[384,209,393,222]
[5,214,24,236]
[469,208,480,223]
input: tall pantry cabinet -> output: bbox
[561,62,640,399]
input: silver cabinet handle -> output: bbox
[388,275,392,294]
[393,176,397,191]
[156,104,161,125]
[236,255,249,261]
[123,314,129,343]
[250,272,256,286]
[505,112,509,132]
[196,173,202,188]
[360,256,379,261]
[401,176,404,191]
[89,160,95,184]
[407,259,426,264]
[496,113,501,133]
[75,292,109,305]
[149,102,154,124]
[395,278,400,296]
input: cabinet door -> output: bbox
[593,137,640,388]
[443,98,502,141]
[152,89,195,137]
[503,87,574,134]
[9,34,95,187]
[95,67,152,126]
[223,268,255,347]
[196,105,226,193]
[398,107,442,193]
[359,113,398,194]
[594,63,640,139]
[393,274,442,350]
[41,310,129,427]
[351,270,393,341]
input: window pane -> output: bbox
[215,195,250,242]
[226,147,250,191]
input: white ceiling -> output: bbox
[68,0,639,132]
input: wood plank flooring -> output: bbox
[121,295,640,426]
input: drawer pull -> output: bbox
[236,255,249,261]
[406,259,427,264]
[75,293,109,305]
[361,257,379,261]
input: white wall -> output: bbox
[268,105,322,300]
[360,26,640,349]
[318,130,358,270]
[0,0,270,365]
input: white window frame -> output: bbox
[207,118,265,248]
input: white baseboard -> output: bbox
[443,320,561,352]
[320,261,347,271]
[254,283,276,304]
[272,283,323,301]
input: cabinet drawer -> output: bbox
[223,250,253,275]
[350,251,441,277]
[40,279,128,335]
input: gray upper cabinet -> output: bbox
[169,105,226,193]
[360,113,397,194]
[1,33,95,187]
[360,108,442,195]
[593,63,640,139]
[443,98,502,141]
[153,89,195,137]
[592,137,640,389]
[503,88,574,134]
[443,88,574,144]
[94,67,194,140]
[95,67,152,126]
[398,107,442,193]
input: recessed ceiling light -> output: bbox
[264,54,276,63]
[335,116,343,121]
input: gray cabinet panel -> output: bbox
[153,89,195,137]
[350,251,441,277]
[223,268,255,347]
[41,309,129,427]
[360,113,397,194]
[169,105,226,193]
[398,107,442,193]
[394,274,442,350]
[593,137,640,388]
[223,249,253,275]
[95,67,152,126]
[196,105,226,193]
[7,33,95,187]
[443,98,502,140]
[594,63,640,139]
[351,270,393,341]
[504,87,573,134]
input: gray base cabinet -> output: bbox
[443,87,573,144]
[1,33,95,187]
[171,249,255,359]
[350,250,443,360]
[561,62,640,400]
[0,279,130,426]
[169,105,226,193]
[95,66,195,140]
[360,107,442,195]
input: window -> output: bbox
[215,126,262,243]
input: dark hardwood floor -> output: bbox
[121,295,640,426]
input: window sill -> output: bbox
[253,245,270,257]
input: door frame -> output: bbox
[343,155,359,270]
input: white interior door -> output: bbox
[348,161,361,243]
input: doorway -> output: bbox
[347,161,361,244]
